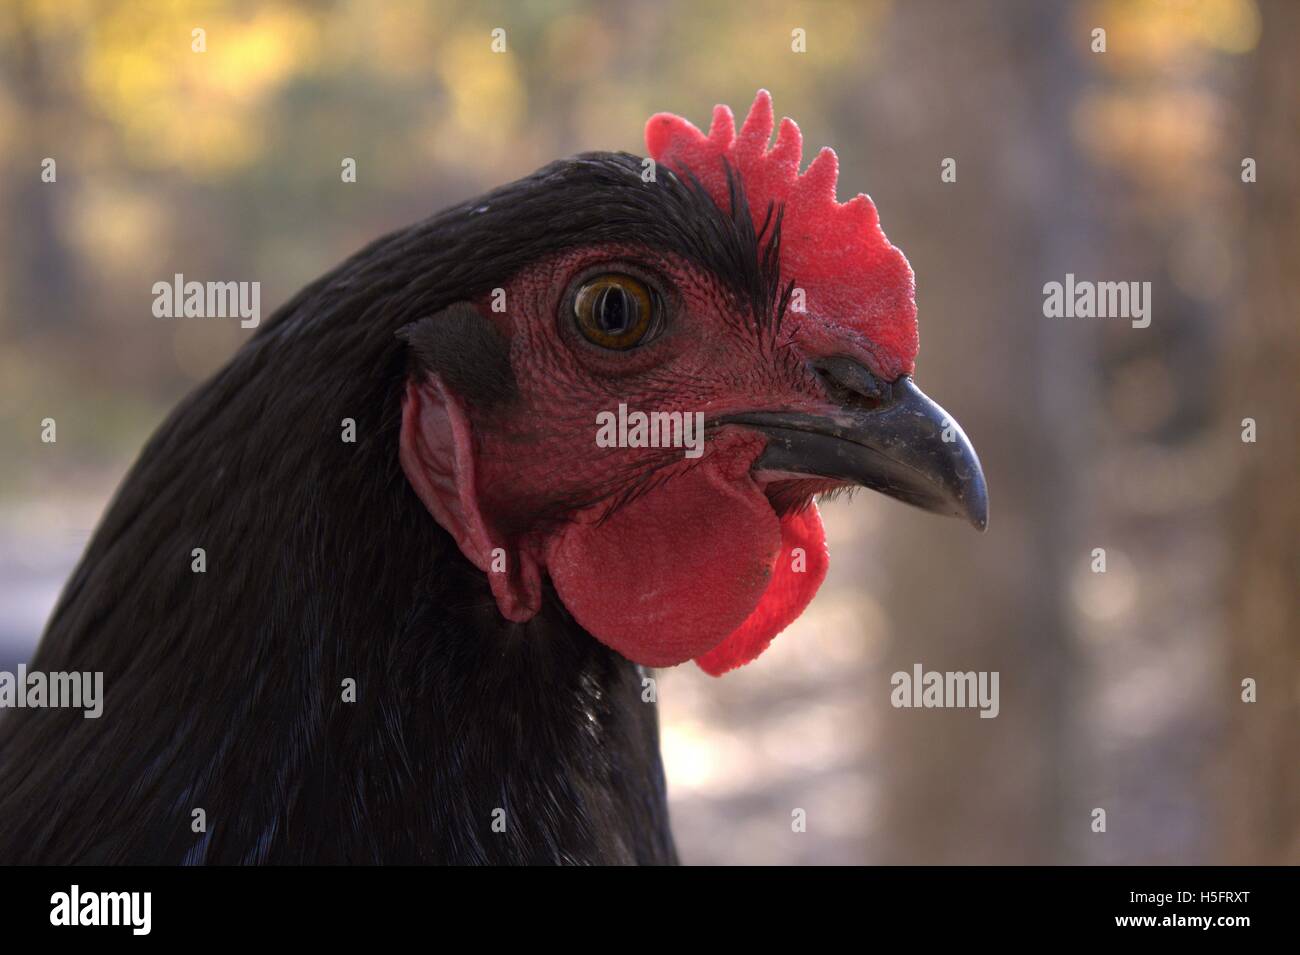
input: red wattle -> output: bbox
[694,503,828,676]
[547,448,784,668]
[546,438,829,672]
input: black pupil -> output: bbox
[595,285,635,335]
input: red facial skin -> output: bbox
[401,245,841,672]
[401,91,918,674]
[470,245,838,535]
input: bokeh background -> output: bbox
[1,0,1296,864]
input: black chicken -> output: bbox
[0,91,985,864]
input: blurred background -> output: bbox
[1,0,1296,864]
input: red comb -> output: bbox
[645,90,918,379]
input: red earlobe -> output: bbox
[399,377,542,621]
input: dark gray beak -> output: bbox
[723,357,988,530]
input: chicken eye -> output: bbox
[573,274,655,350]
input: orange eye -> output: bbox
[573,274,655,350]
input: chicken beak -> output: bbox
[724,372,989,531]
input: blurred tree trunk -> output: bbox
[1221,0,1300,864]
[872,0,1086,865]
[6,5,79,328]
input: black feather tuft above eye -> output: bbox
[399,302,517,407]
[572,274,658,350]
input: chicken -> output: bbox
[0,91,986,864]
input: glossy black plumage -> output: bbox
[0,152,782,864]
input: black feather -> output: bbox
[0,151,786,865]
